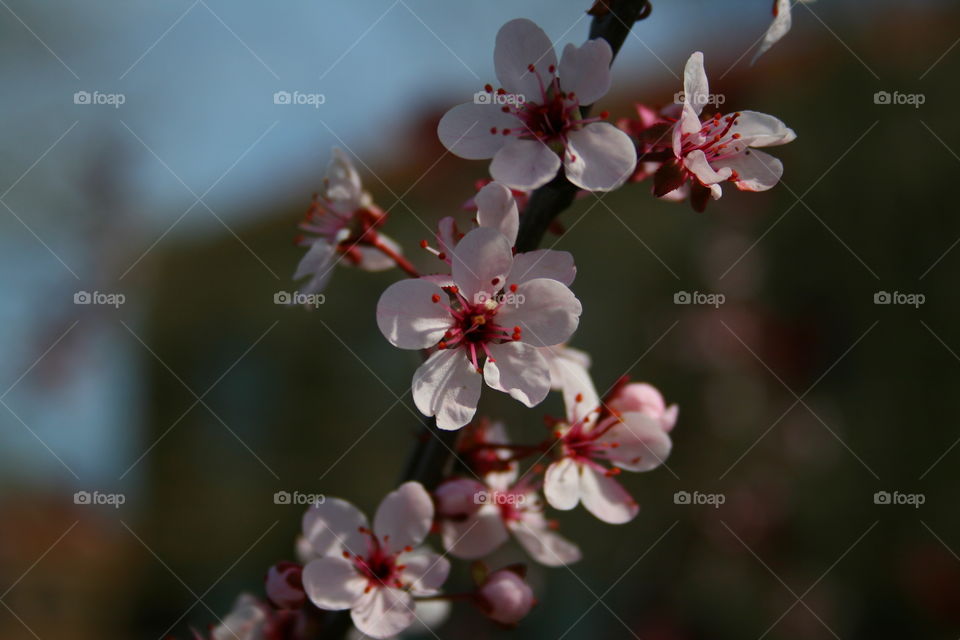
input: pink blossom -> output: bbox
[300,482,450,639]
[208,594,268,640]
[478,569,535,626]
[608,381,679,433]
[753,0,815,64]
[437,19,636,192]
[265,562,305,610]
[377,226,582,430]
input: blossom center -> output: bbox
[433,286,523,371]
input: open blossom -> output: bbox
[437,18,636,192]
[650,52,796,211]
[543,375,674,524]
[377,225,582,430]
[753,0,815,64]
[293,148,401,296]
[477,569,536,626]
[300,482,450,639]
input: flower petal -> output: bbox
[356,233,401,272]
[544,458,581,511]
[376,279,452,349]
[325,148,365,207]
[374,481,434,551]
[490,139,562,191]
[730,110,796,147]
[438,102,517,159]
[475,181,519,246]
[494,18,557,99]
[506,249,576,286]
[558,39,612,105]
[440,505,510,559]
[302,556,366,611]
[483,341,551,408]
[564,122,637,192]
[398,549,450,595]
[451,227,514,303]
[711,148,783,192]
[497,278,581,347]
[684,149,732,185]
[509,513,582,567]
[302,498,369,557]
[293,240,337,296]
[412,349,483,430]
[351,587,416,639]
[539,345,599,423]
[682,51,709,123]
[578,465,639,524]
[598,412,673,472]
[752,0,793,64]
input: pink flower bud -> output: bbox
[265,562,305,610]
[434,478,486,518]
[608,382,678,432]
[478,569,534,625]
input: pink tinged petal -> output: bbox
[351,587,416,639]
[730,110,797,147]
[412,349,483,430]
[509,514,582,567]
[451,227,514,303]
[483,341,551,408]
[494,18,557,100]
[376,279,452,350]
[609,382,666,416]
[682,51,710,123]
[302,557,366,611]
[490,139,562,191]
[564,122,637,192]
[302,498,369,557]
[578,465,639,524]
[437,102,517,159]
[558,39,612,105]
[374,481,434,551]
[440,506,510,559]
[496,278,581,347]
[398,549,450,595]
[507,249,576,286]
[325,148,365,206]
[599,412,673,472]
[712,149,784,192]
[293,240,336,295]
[420,273,456,288]
[212,595,267,640]
[356,234,401,272]
[436,216,459,255]
[475,181,519,246]
[539,345,598,420]
[544,458,581,511]
[662,404,679,432]
[684,149,732,185]
[752,0,793,64]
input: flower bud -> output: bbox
[265,562,305,610]
[478,569,534,625]
[608,382,678,432]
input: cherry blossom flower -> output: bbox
[652,52,796,211]
[477,568,536,626]
[293,148,403,296]
[753,0,815,64]
[437,18,636,192]
[206,594,268,640]
[265,562,306,610]
[377,226,582,430]
[300,482,450,639]
[543,376,674,524]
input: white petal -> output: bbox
[409,600,451,633]
[684,149,731,185]
[351,587,416,639]
[212,595,267,640]
[506,249,575,286]
[302,557,366,611]
[483,341,551,408]
[578,465,639,524]
[294,240,337,296]
[412,349,483,430]
[711,149,783,192]
[451,227,514,303]
[372,482,433,551]
[437,102,516,159]
[302,498,369,557]
[544,458,581,511]
[540,345,599,422]
[730,111,796,147]
[494,18,557,99]
[752,0,793,64]
[682,51,710,121]
[496,278,581,347]
[355,234,401,272]
[509,515,581,567]
[564,123,637,192]
[325,148,365,207]
[558,39,612,105]
[376,279,452,349]
[440,506,510,559]
[475,181,519,246]
[490,139,562,191]
[398,549,450,595]
[598,412,673,472]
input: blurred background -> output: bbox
[1,0,958,638]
